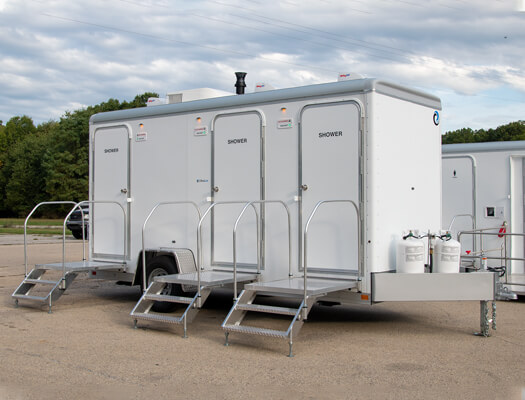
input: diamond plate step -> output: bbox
[132,312,184,325]
[223,324,288,338]
[235,303,299,316]
[23,279,59,285]
[143,294,193,304]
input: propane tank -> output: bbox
[396,235,425,273]
[433,238,461,273]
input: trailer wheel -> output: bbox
[146,256,183,313]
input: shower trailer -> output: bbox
[14,77,498,353]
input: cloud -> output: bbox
[0,0,523,131]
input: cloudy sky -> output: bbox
[0,0,524,132]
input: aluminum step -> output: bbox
[235,303,299,316]
[12,294,48,301]
[223,324,288,338]
[132,312,184,325]
[143,293,193,304]
[23,279,59,285]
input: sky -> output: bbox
[0,0,524,133]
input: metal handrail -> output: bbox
[140,201,202,292]
[63,200,127,279]
[448,213,475,232]
[24,201,77,277]
[232,200,292,301]
[458,228,525,281]
[303,200,360,313]
[197,201,259,301]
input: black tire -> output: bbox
[71,229,83,239]
[146,255,183,313]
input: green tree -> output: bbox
[0,116,38,215]
[4,132,53,216]
[442,121,525,144]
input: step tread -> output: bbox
[223,324,289,338]
[131,312,184,324]
[12,294,48,301]
[143,293,193,304]
[236,303,299,316]
[24,278,59,285]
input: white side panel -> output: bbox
[372,272,494,301]
[92,126,129,257]
[300,102,360,272]
[367,93,441,276]
[212,112,262,265]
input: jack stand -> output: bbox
[491,301,496,331]
[474,300,490,337]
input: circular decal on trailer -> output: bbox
[433,111,440,126]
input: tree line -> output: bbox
[0,93,157,217]
[0,95,523,217]
[441,120,525,144]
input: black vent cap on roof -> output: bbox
[235,72,247,95]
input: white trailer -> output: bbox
[14,76,498,354]
[442,140,525,296]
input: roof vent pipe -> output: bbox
[235,72,247,95]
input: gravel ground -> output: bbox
[0,236,524,399]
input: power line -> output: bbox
[40,12,340,74]
[189,12,410,64]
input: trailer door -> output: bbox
[300,102,360,273]
[442,156,475,252]
[92,125,130,258]
[212,112,263,267]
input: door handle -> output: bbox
[213,186,219,192]
[121,188,128,194]
[301,184,308,191]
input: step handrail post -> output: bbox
[303,200,360,311]
[24,201,77,277]
[141,201,202,293]
[63,200,127,280]
[197,201,259,301]
[233,200,292,300]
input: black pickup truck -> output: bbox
[66,205,89,239]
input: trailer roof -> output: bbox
[442,141,525,154]
[90,78,441,124]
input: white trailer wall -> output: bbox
[367,90,442,275]
[90,79,442,289]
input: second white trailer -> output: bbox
[442,140,525,296]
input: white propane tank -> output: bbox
[396,236,425,273]
[433,238,461,273]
